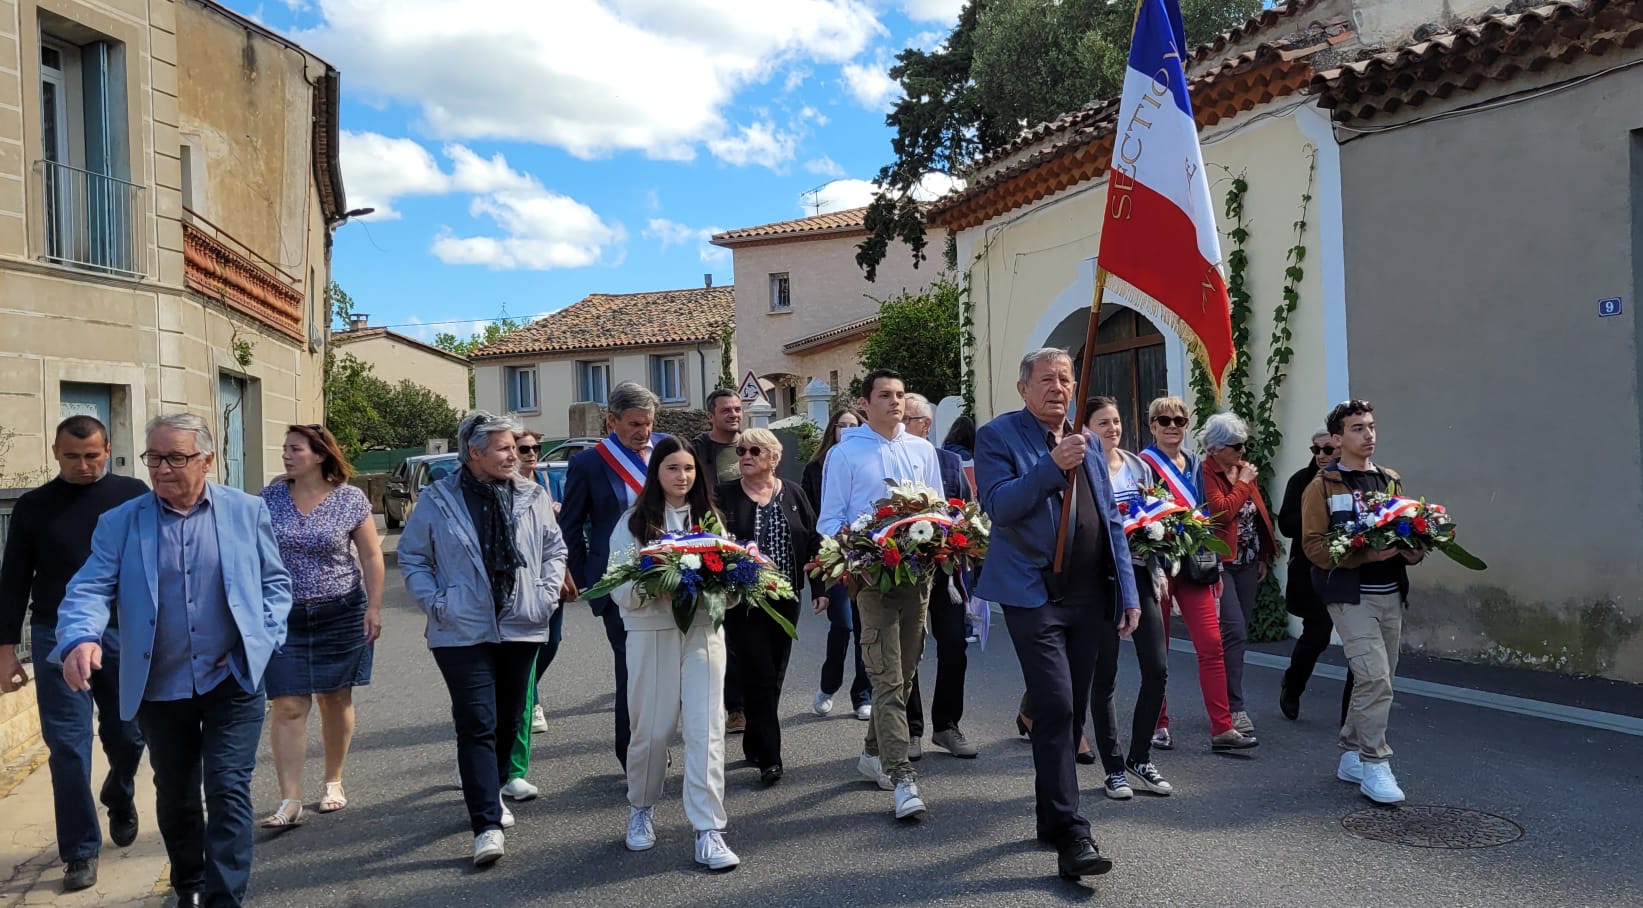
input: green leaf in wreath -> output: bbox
[1436,540,1487,571]
[1202,537,1233,557]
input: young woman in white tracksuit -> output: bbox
[608,434,739,871]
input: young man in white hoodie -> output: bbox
[817,370,943,819]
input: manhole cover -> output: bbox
[1341,805,1523,849]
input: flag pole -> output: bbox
[1051,266,1110,572]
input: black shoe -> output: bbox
[1279,685,1301,721]
[109,807,139,847]
[175,892,204,907]
[1057,836,1113,880]
[759,764,783,786]
[63,857,98,892]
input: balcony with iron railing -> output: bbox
[182,210,306,342]
[31,159,146,279]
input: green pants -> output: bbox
[507,653,538,781]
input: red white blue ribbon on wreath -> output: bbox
[870,513,959,546]
[1365,496,1419,529]
[1121,496,1189,535]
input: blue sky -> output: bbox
[224,0,966,343]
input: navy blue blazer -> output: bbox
[560,435,664,617]
[936,447,969,503]
[972,409,1139,613]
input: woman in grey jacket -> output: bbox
[398,412,568,868]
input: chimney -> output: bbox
[349,313,369,330]
[704,273,713,289]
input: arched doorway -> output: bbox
[1046,303,1168,450]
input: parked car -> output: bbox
[534,462,568,505]
[541,437,600,463]
[384,453,459,529]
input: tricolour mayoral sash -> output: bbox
[1139,446,1199,509]
[596,434,646,507]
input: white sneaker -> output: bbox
[1359,760,1406,804]
[894,780,926,819]
[856,753,893,791]
[473,829,504,866]
[812,689,835,716]
[695,829,740,870]
[531,704,548,734]
[501,777,539,801]
[855,703,872,721]
[1336,751,1364,784]
[625,806,656,852]
[499,802,515,829]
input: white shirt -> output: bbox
[817,423,944,536]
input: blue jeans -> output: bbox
[31,623,145,863]
[818,585,871,709]
[137,678,264,905]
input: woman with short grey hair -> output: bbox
[399,410,569,867]
[1199,412,1275,738]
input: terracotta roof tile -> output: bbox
[470,287,735,359]
[1311,0,1643,122]
[781,315,879,354]
[710,208,869,246]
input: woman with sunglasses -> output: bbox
[1139,397,1256,752]
[716,428,822,785]
[1277,430,1355,723]
[1199,413,1276,738]
[803,408,873,721]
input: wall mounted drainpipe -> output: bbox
[695,341,709,403]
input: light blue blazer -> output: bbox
[972,409,1139,614]
[50,482,293,720]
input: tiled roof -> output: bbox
[331,327,473,367]
[1311,0,1643,122]
[782,315,879,354]
[928,47,1320,230]
[470,287,735,359]
[710,208,869,247]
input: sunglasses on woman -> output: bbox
[736,445,764,457]
[1152,415,1189,428]
[1310,444,1337,456]
[516,445,541,455]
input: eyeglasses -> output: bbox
[140,451,205,469]
[516,445,541,455]
[902,415,931,424]
[1225,441,1247,452]
[736,445,764,457]
[1310,444,1337,456]
[1152,415,1189,428]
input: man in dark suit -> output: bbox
[559,382,664,770]
[974,349,1138,881]
[901,393,978,760]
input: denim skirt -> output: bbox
[265,586,374,698]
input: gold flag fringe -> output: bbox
[1099,269,1230,405]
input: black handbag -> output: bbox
[1180,548,1222,586]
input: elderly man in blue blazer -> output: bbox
[559,381,666,770]
[53,413,291,908]
[974,348,1139,883]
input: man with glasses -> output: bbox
[899,393,978,761]
[1277,430,1354,723]
[0,416,147,892]
[52,413,292,907]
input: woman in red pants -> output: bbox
[1137,397,1259,753]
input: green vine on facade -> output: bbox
[1222,172,1256,423]
[717,326,736,390]
[958,275,976,418]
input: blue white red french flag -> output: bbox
[1098,0,1235,393]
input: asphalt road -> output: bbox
[240,567,1643,907]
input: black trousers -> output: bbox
[1004,597,1103,847]
[724,598,801,768]
[597,605,631,768]
[1282,560,1354,725]
[137,679,264,907]
[906,577,969,737]
[432,641,537,835]
[724,622,745,716]
[1089,563,1168,773]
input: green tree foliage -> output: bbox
[717,326,736,390]
[858,0,1263,280]
[432,318,527,357]
[323,352,460,460]
[857,278,963,403]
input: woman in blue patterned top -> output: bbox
[258,425,384,827]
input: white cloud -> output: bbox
[802,172,964,214]
[899,0,964,23]
[297,0,885,165]
[433,191,626,271]
[909,29,947,51]
[804,155,846,177]
[706,121,800,170]
[338,131,448,219]
[643,218,730,265]
[841,52,900,111]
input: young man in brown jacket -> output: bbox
[1301,400,1423,804]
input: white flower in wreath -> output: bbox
[680,553,703,571]
[907,520,936,544]
[850,513,872,532]
[1145,521,1167,541]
